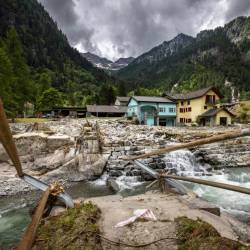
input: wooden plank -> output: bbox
[0,98,23,176]
[163,174,250,195]
[17,188,51,250]
[123,129,250,161]
[134,160,188,195]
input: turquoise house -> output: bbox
[127,96,176,126]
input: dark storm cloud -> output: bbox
[39,0,250,60]
[225,0,250,21]
[39,0,96,51]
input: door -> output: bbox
[159,119,167,126]
[220,117,227,126]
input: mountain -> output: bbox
[82,52,113,70]
[82,52,134,71]
[113,57,135,70]
[0,0,118,114]
[118,17,250,100]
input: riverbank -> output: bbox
[1,119,250,248]
[1,119,249,196]
[31,191,250,249]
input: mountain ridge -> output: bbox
[82,52,134,71]
[118,16,250,100]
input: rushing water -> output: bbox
[188,168,250,223]
[163,150,250,223]
[0,182,114,249]
[1,149,250,249]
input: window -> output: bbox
[181,101,184,106]
[180,118,184,123]
[180,108,183,113]
[186,108,188,112]
[187,100,190,105]
[188,107,192,112]
[205,95,216,104]
[204,106,207,110]
[159,107,166,112]
[169,107,175,113]
[187,119,192,123]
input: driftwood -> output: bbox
[124,129,250,161]
[17,188,51,250]
[134,160,188,194]
[162,174,250,195]
[0,98,23,176]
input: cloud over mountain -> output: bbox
[39,0,250,60]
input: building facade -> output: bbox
[127,96,176,126]
[86,105,127,117]
[115,96,130,106]
[164,86,234,126]
[199,108,235,126]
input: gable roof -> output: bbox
[199,107,235,118]
[165,86,223,100]
[87,105,127,113]
[116,96,130,102]
[130,96,174,103]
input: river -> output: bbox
[1,150,250,249]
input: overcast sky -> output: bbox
[39,0,250,61]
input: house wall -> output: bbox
[177,89,220,124]
[127,98,176,126]
[215,110,232,125]
[114,99,121,106]
[127,98,138,117]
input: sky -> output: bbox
[39,0,250,61]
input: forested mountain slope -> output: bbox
[118,17,250,101]
[0,0,119,116]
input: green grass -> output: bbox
[240,101,250,110]
[175,216,250,250]
[15,118,48,123]
[33,202,102,250]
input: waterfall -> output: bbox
[163,149,208,176]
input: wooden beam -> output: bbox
[0,98,23,176]
[134,160,188,194]
[163,174,250,195]
[123,129,250,161]
[17,188,51,250]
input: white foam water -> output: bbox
[92,173,109,185]
[190,170,250,223]
[163,149,209,176]
[115,175,143,190]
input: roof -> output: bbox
[42,107,86,112]
[86,105,127,113]
[116,96,130,102]
[199,108,235,118]
[165,86,223,100]
[130,96,174,103]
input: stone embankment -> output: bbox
[98,121,250,190]
[0,119,249,195]
[0,120,109,195]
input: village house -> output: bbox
[127,96,176,126]
[164,86,235,126]
[86,105,127,117]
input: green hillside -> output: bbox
[118,17,250,101]
[0,0,119,116]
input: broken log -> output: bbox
[17,188,51,250]
[0,98,23,176]
[123,129,250,161]
[162,174,250,195]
